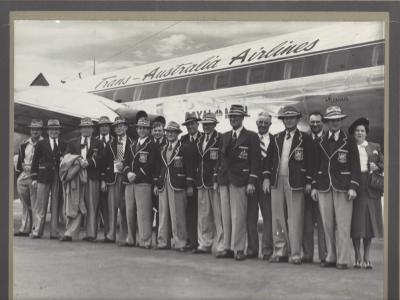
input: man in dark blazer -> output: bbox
[150,120,167,244]
[101,116,132,245]
[154,121,196,251]
[15,119,43,237]
[60,117,103,242]
[218,104,261,261]
[31,119,67,239]
[311,106,361,270]
[123,117,158,248]
[263,106,313,264]
[180,112,203,250]
[95,116,114,240]
[192,112,224,255]
[246,111,274,260]
[302,111,327,263]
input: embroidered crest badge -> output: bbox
[238,146,248,160]
[174,156,183,168]
[294,148,304,161]
[338,151,348,163]
[139,152,148,163]
[210,148,218,160]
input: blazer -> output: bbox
[259,133,274,185]
[156,140,196,191]
[180,132,203,145]
[102,135,133,185]
[312,130,361,192]
[65,136,103,180]
[123,137,158,185]
[264,129,313,190]
[195,130,221,189]
[16,137,43,176]
[31,137,67,183]
[95,134,114,182]
[363,141,384,197]
[218,127,260,187]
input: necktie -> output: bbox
[232,131,237,141]
[117,136,124,160]
[312,134,316,141]
[203,134,209,152]
[101,135,106,144]
[190,136,194,143]
[286,131,291,140]
[52,138,58,153]
[205,134,209,143]
[260,135,268,158]
[84,136,88,148]
[168,143,173,151]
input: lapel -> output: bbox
[330,131,348,158]
[133,138,150,158]
[203,131,218,156]
[365,143,374,158]
[320,132,330,159]
[196,134,203,156]
[110,138,117,160]
[275,132,285,159]
[169,140,181,165]
[289,129,302,159]
[222,131,232,153]
[124,137,132,160]
[45,138,52,154]
[234,128,247,149]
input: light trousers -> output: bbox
[16,174,36,234]
[106,175,127,242]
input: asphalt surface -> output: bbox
[12,200,384,300]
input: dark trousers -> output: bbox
[152,190,159,243]
[247,182,273,257]
[98,190,109,238]
[303,194,327,261]
[186,189,198,247]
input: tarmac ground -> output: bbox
[12,200,384,300]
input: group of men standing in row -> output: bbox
[15,103,360,269]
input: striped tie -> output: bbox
[260,135,268,158]
[117,137,124,160]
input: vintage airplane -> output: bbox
[14,21,385,154]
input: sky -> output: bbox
[14,20,338,89]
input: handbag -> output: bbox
[368,171,384,193]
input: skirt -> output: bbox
[351,172,383,239]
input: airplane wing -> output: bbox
[14,86,121,136]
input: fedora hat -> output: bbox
[227,104,250,117]
[27,119,43,129]
[323,106,347,121]
[200,112,219,124]
[79,117,95,127]
[278,106,302,119]
[46,119,62,129]
[348,117,369,135]
[98,116,113,125]
[165,121,183,133]
[135,117,152,129]
[112,116,128,126]
[182,112,201,125]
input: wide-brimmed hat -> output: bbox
[113,116,128,126]
[227,104,250,117]
[165,121,183,133]
[182,112,201,125]
[46,119,62,129]
[135,117,152,129]
[98,116,113,125]
[348,117,370,135]
[323,106,347,121]
[27,119,43,129]
[79,117,95,127]
[278,106,302,120]
[200,112,219,124]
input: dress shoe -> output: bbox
[262,254,272,261]
[354,260,362,269]
[50,235,60,240]
[363,260,373,270]
[82,236,96,242]
[192,247,211,254]
[320,261,336,268]
[14,232,29,237]
[235,251,246,261]
[269,256,289,263]
[154,246,170,250]
[143,245,152,249]
[117,241,129,247]
[59,235,72,242]
[177,247,187,253]
[291,258,302,265]
[336,264,348,270]
[29,233,40,239]
[185,243,197,250]
[246,252,258,259]
[103,237,115,244]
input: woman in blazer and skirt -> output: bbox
[349,118,384,269]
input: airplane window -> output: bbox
[326,50,350,73]
[188,76,202,93]
[198,74,216,91]
[230,68,248,87]
[264,62,285,82]
[348,46,374,70]
[216,71,230,89]
[113,87,134,102]
[372,44,384,66]
[93,90,116,100]
[161,78,189,96]
[248,65,265,84]
[286,58,304,79]
[160,81,173,97]
[302,54,327,76]
[139,83,160,100]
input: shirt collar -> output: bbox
[81,136,91,143]
[358,140,368,147]
[190,132,199,141]
[28,136,43,145]
[329,130,340,141]
[312,130,323,139]
[118,134,127,142]
[169,139,178,148]
[233,126,244,137]
[138,136,148,145]
[258,132,270,140]
[101,133,109,141]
